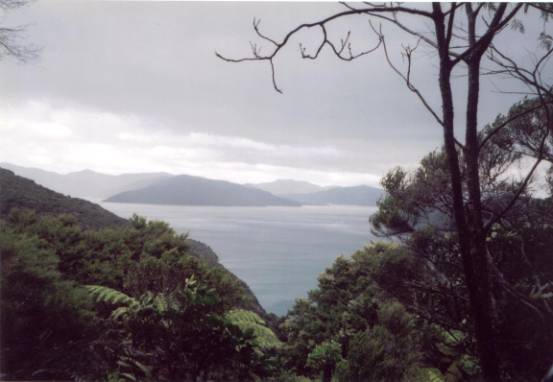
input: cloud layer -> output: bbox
[0,2,543,186]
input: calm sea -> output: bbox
[99,202,377,315]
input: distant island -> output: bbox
[104,174,301,206]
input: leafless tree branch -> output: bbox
[216,4,434,93]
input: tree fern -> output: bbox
[226,309,281,349]
[85,285,138,307]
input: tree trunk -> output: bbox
[462,6,500,379]
[433,4,500,379]
[464,55,501,381]
[321,364,333,382]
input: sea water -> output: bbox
[100,202,377,315]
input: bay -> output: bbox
[100,202,377,315]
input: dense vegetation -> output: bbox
[0,210,280,381]
[4,206,550,381]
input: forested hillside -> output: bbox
[1,168,283,380]
[0,168,126,228]
[1,210,281,380]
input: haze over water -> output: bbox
[100,202,376,315]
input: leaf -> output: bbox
[120,372,137,381]
[111,306,130,320]
[130,360,152,377]
[85,285,138,307]
[226,309,282,349]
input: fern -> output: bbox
[415,368,445,382]
[226,309,281,349]
[85,285,138,308]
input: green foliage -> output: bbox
[86,285,139,308]
[336,302,422,382]
[0,211,270,381]
[413,368,446,382]
[0,224,103,380]
[306,340,342,369]
[85,280,263,381]
[370,132,553,380]
[226,309,282,349]
[306,340,343,381]
[281,243,427,381]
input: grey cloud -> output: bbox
[0,1,547,182]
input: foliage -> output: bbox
[0,223,104,379]
[370,131,553,379]
[85,281,267,381]
[0,210,276,381]
[226,309,282,349]
[306,340,342,382]
[280,243,429,381]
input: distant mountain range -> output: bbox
[105,175,301,206]
[0,162,169,200]
[247,179,384,206]
[2,163,384,206]
[245,179,329,195]
[281,185,384,206]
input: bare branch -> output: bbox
[374,21,444,127]
[451,3,522,66]
[216,3,433,93]
[300,24,382,62]
[252,18,278,47]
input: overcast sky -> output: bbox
[0,1,547,186]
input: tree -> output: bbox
[371,135,553,379]
[217,3,553,379]
[280,243,440,381]
[306,340,342,382]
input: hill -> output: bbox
[246,179,327,195]
[0,162,170,200]
[105,174,300,206]
[282,185,384,206]
[0,167,126,228]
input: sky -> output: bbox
[0,1,548,186]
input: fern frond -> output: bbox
[85,285,138,307]
[226,309,282,349]
[111,306,131,320]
